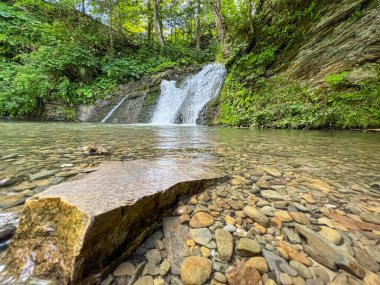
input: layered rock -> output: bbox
[2,159,226,284]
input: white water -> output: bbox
[100,96,128,123]
[151,63,227,125]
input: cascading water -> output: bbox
[100,96,128,123]
[151,63,227,125]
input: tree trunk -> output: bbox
[147,0,153,42]
[247,0,254,34]
[81,0,85,15]
[196,0,201,52]
[108,0,114,50]
[210,0,226,47]
[153,0,165,47]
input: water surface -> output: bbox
[1,122,379,213]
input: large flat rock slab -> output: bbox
[3,159,226,284]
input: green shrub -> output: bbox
[102,58,144,83]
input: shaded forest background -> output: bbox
[0,0,379,128]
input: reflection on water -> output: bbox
[0,122,379,211]
[0,122,379,283]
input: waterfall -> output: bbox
[100,96,128,123]
[151,63,227,125]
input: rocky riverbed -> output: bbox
[0,123,379,284]
[102,173,380,285]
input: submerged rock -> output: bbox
[180,256,212,285]
[3,159,226,284]
[0,213,19,242]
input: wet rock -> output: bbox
[283,228,301,244]
[318,226,342,245]
[235,238,261,256]
[360,212,380,225]
[215,229,234,262]
[3,159,225,283]
[274,211,293,222]
[328,211,380,231]
[295,224,365,278]
[270,217,283,229]
[113,262,136,277]
[365,245,380,263]
[176,205,193,215]
[200,246,211,257]
[223,224,236,232]
[189,212,215,228]
[225,265,262,285]
[261,206,276,217]
[261,190,284,201]
[289,211,309,225]
[29,170,56,181]
[180,256,212,285]
[310,267,330,284]
[100,275,114,285]
[279,273,293,285]
[276,242,312,266]
[82,144,108,155]
[292,202,310,213]
[178,214,191,224]
[214,272,227,283]
[128,262,147,285]
[243,206,269,227]
[163,217,190,275]
[262,249,287,283]
[261,167,282,178]
[0,213,19,241]
[364,272,380,285]
[353,247,379,273]
[154,278,165,285]
[135,276,154,285]
[332,272,363,285]
[245,256,269,274]
[142,263,160,276]
[289,260,312,279]
[160,260,171,276]
[189,228,213,247]
[279,262,298,277]
[146,249,162,265]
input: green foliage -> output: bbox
[102,58,144,82]
[217,74,380,129]
[325,72,348,86]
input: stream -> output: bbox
[0,122,379,284]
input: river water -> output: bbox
[1,122,379,213]
[0,122,379,283]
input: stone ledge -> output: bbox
[2,159,227,284]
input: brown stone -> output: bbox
[289,212,309,225]
[176,205,193,215]
[276,242,312,266]
[301,193,316,204]
[245,256,269,274]
[274,211,293,222]
[180,256,212,285]
[295,224,366,279]
[226,265,263,285]
[189,212,215,228]
[270,217,283,229]
[3,159,226,284]
[328,211,380,231]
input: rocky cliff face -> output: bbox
[216,0,380,129]
[283,0,379,86]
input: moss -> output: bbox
[138,85,161,122]
[216,73,380,129]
